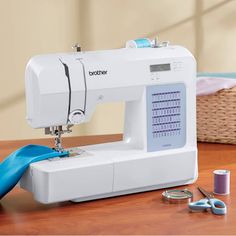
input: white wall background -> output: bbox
[0,0,235,140]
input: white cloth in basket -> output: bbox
[197,76,236,96]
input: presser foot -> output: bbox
[45,125,73,153]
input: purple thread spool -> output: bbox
[213,170,230,195]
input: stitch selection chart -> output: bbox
[147,84,186,151]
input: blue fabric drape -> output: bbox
[0,145,68,199]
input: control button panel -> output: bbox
[149,61,183,81]
[150,71,160,80]
[172,61,183,71]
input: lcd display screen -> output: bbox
[150,64,171,72]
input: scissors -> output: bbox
[188,187,227,215]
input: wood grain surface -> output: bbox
[0,134,235,235]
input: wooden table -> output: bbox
[0,134,235,235]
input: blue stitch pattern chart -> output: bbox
[146,83,186,152]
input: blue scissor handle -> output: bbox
[189,198,211,211]
[189,198,227,215]
[209,198,227,215]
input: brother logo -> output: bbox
[89,70,108,76]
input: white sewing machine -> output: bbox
[20,44,198,204]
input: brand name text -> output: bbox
[89,70,108,76]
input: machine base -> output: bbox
[71,179,194,203]
[20,141,198,204]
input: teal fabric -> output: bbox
[134,38,151,48]
[197,72,236,79]
[0,145,68,199]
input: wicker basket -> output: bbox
[197,86,236,144]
